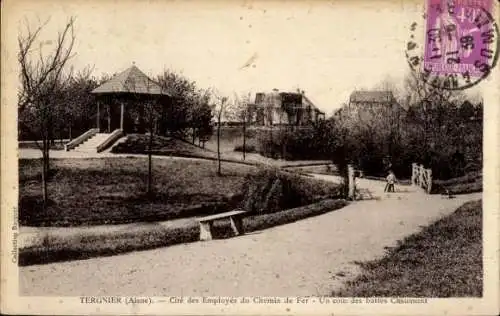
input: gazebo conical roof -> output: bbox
[91,65,170,96]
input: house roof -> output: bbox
[349,90,395,103]
[302,95,325,114]
[91,65,169,96]
[253,90,325,114]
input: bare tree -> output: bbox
[62,66,98,141]
[189,89,213,147]
[144,98,161,196]
[402,70,467,151]
[229,92,251,160]
[18,17,76,206]
[126,74,163,197]
[211,91,229,176]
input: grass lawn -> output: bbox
[432,171,482,195]
[19,141,65,150]
[111,134,215,156]
[20,156,343,227]
[20,157,255,226]
[333,200,483,297]
[204,126,259,153]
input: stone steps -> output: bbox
[74,133,111,152]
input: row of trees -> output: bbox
[18,17,77,204]
[18,69,216,144]
[257,71,483,181]
[18,17,251,206]
[19,16,482,207]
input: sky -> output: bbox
[6,0,474,115]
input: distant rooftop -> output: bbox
[92,65,169,96]
[349,90,395,103]
[254,90,324,114]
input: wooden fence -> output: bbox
[411,163,432,194]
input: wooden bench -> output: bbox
[197,209,247,241]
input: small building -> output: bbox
[348,90,403,114]
[249,89,325,126]
[65,65,172,153]
[91,65,171,134]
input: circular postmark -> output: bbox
[405,0,499,90]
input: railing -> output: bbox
[64,128,99,151]
[411,163,433,194]
[96,129,124,153]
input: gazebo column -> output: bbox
[96,100,100,132]
[139,103,145,133]
[107,104,111,133]
[120,101,125,130]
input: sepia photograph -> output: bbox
[1,0,499,314]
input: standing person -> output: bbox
[385,170,397,193]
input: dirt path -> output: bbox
[18,148,331,168]
[20,175,481,297]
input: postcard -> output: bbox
[1,0,499,315]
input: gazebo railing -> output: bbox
[64,128,99,151]
[96,129,124,153]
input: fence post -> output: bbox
[411,163,417,186]
[418,165,424,189]
[426,169,433,194]
[347,164,355,200]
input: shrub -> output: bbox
[257,126,331,161]
[19,157,253,226]
[431,171,482,194]
[234,144,257,153]
[111,134,207,157]
[252,105,482,180]
[240,167,344,214]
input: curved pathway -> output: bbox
[20,174,481,296]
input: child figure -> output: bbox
[385,170,397,193]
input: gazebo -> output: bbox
[91,64,171,134]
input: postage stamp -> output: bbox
[407,0,499,90]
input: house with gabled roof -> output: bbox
[249,89,325,126]
[348,90,404,114]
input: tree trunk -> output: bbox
[41,138,49,208]
[137,105,144,134]
[48,124,55,146]
[282,129,286,159]
[59,124,64,146]
[148,124,153,197]
[217,116,222,176]
[107,105,111,133]
[242,121,246,160]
